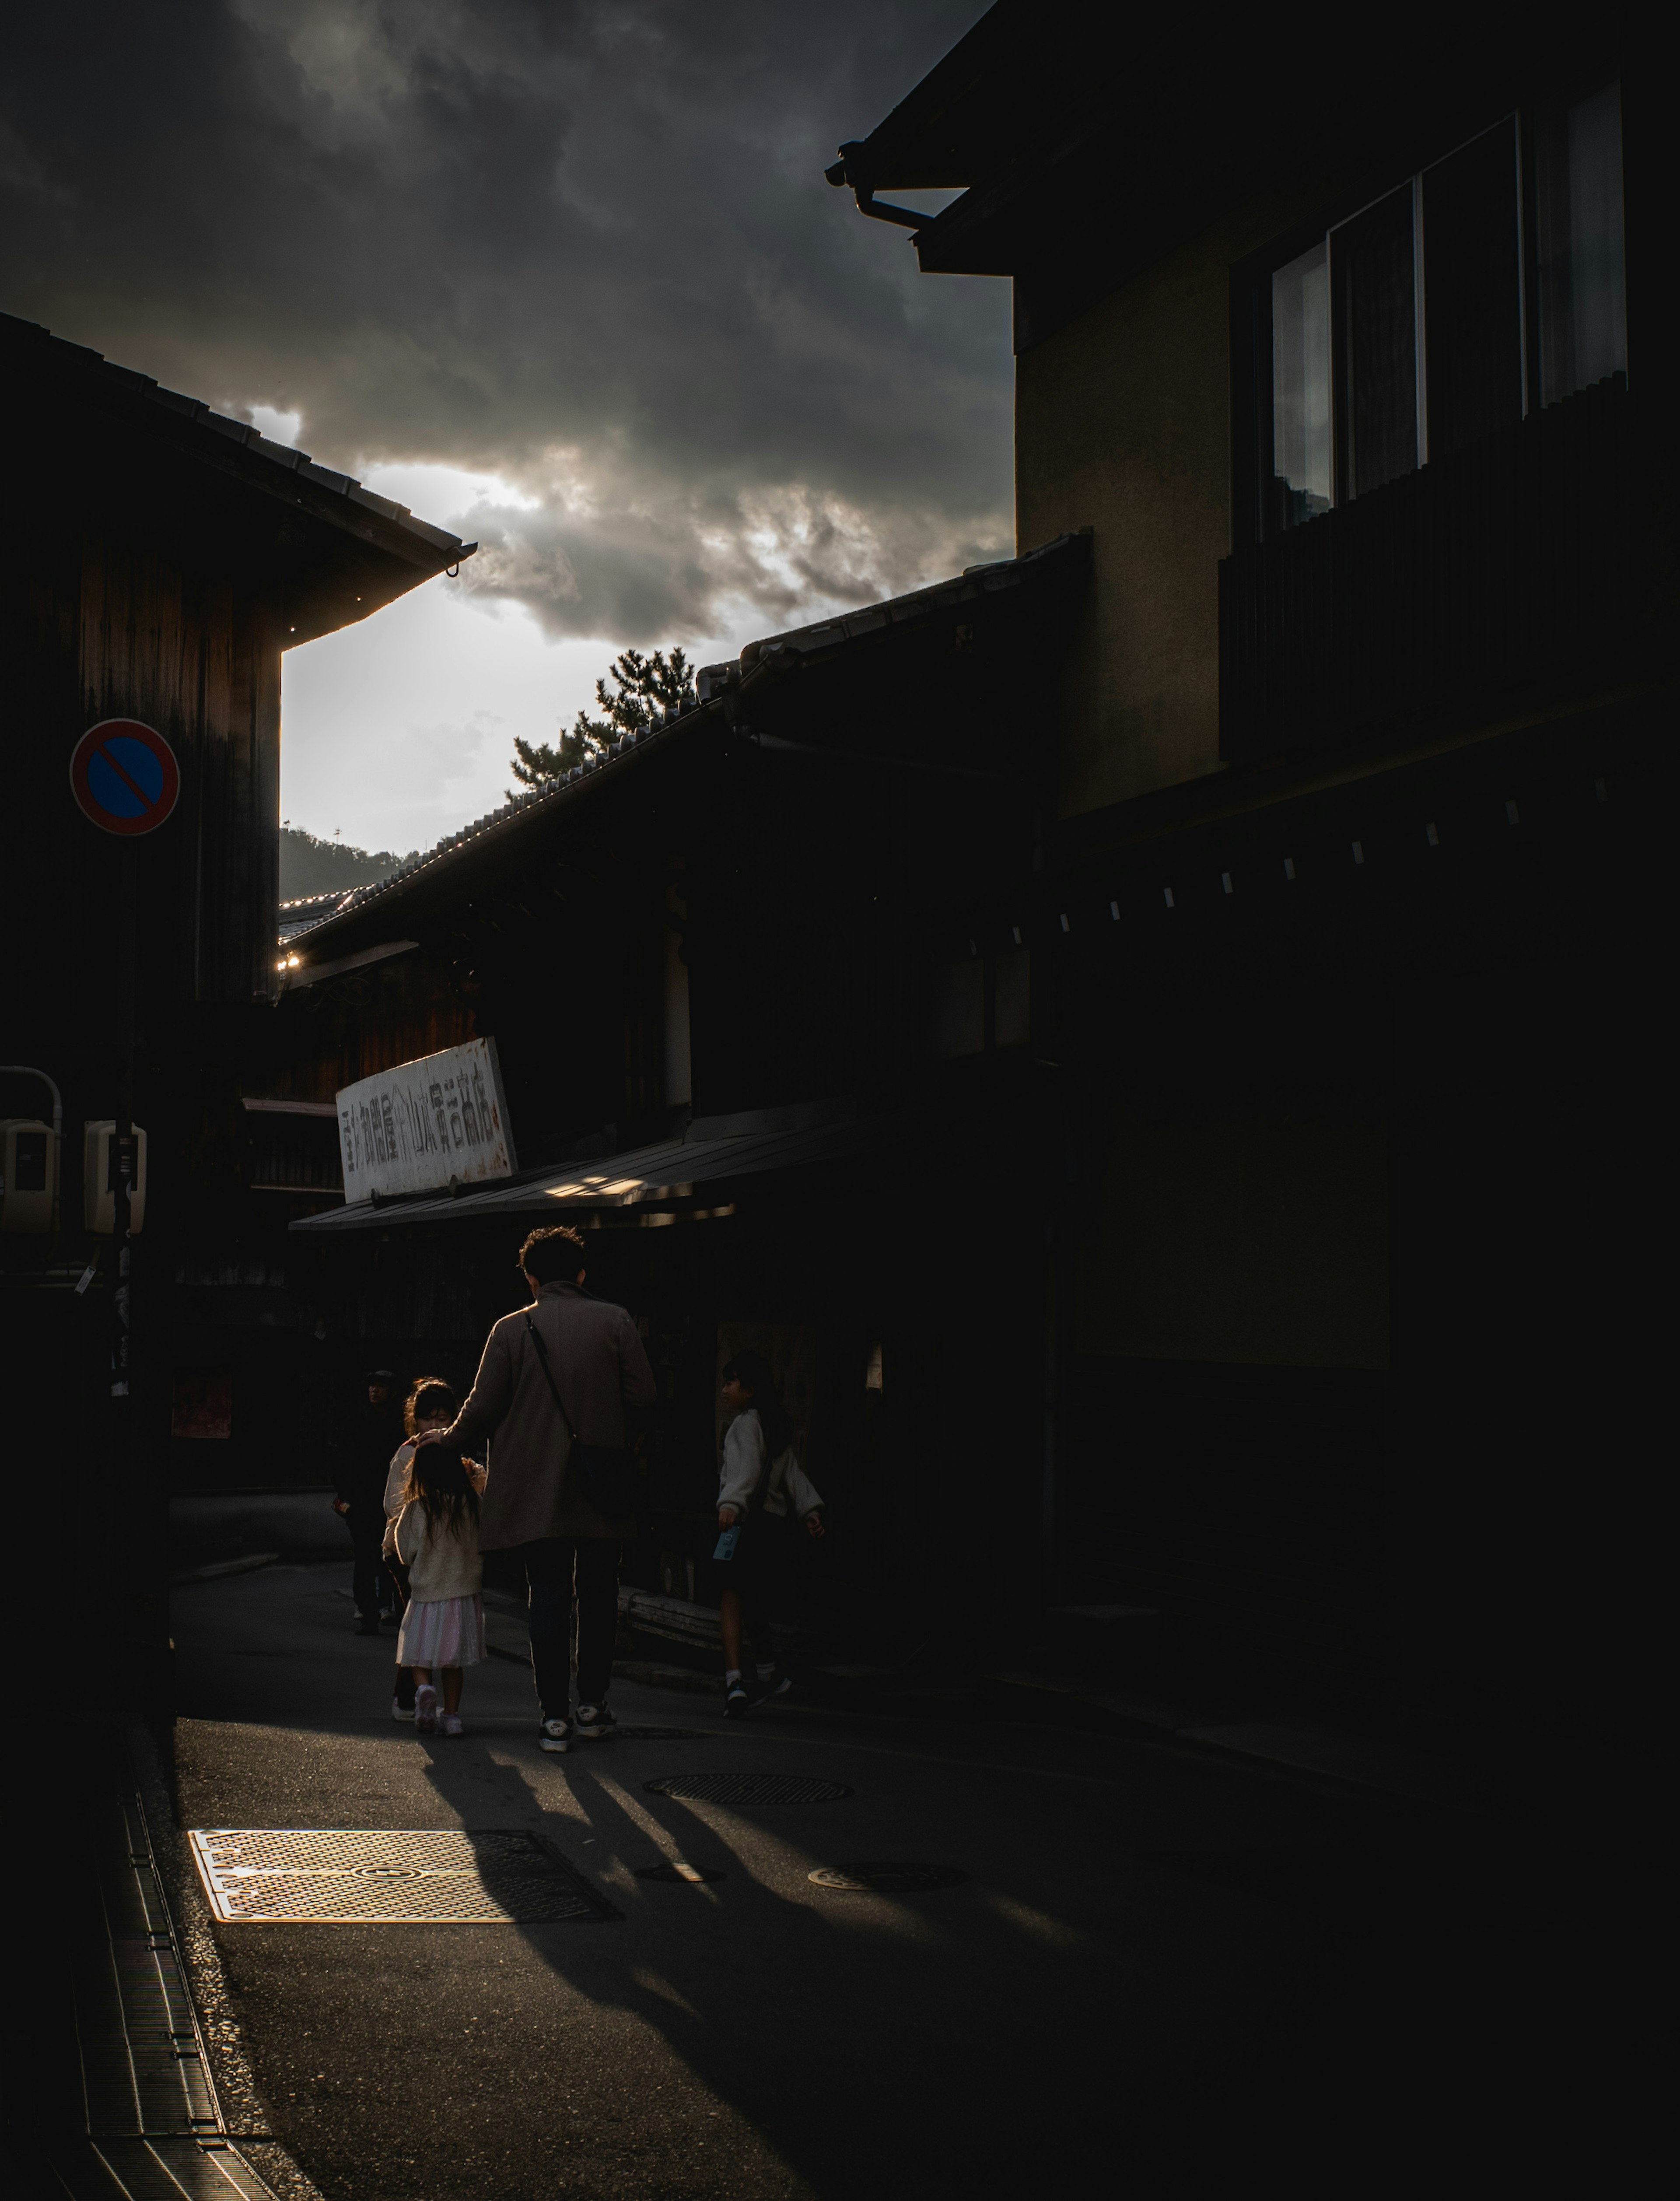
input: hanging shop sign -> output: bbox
[70,718,181,835]
[336,1037,518,1202]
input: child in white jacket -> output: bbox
[393,1443,484,1736]
[716,1349,824,1714]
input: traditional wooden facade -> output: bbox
[0,310,472,1647]
[254,539,1087,1636]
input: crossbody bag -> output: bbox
[523,1311,639,1522]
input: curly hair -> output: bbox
[518,1224,588,1283]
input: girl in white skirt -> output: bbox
[393,1440,485,1736]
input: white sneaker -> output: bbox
[414,1683,438,1733]
[440,1713,464,1737]
[392,1695,416,1723]
[539,1718,570,1753]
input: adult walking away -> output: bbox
[333,1368,406,1636]
[715,1349,825,1716]
[417,1225,656,1752]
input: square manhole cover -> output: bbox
[189,1828,615,1924]
[644,1773,853,1804]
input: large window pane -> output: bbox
[1537,81,1626,403]
[1270,239,1332,531]
[1333,184,1418,498]
[1423,118,1523,459]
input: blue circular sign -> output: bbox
[70,718,181,835]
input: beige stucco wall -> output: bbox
[1016,199,1314,819]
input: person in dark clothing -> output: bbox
[334,1369,407,1635]
[416,1226,656,1753]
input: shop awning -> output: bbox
[289,1100,923,1233]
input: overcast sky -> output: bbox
[1,0,1010,852]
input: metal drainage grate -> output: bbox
[808,1862,969,1894]
[189,1829,614,1924]
[615,1727,712,1741]
[644,1773,854,1805]
[637,1861,724,1884]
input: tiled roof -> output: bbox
[277,529,1088,954]
[278,890,364,940]
[0,309,473,562]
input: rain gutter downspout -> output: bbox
[824,144,931,231]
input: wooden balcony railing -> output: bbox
[1219,374,1636,762]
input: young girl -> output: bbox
[383,1380,482,1724]
[392,1432,485,1737]
[715,1349,825,1716]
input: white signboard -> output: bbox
[337,1037,517,1201]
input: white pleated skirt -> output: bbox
[396,1594,485,1669]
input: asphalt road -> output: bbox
[169,1560,1664,2199]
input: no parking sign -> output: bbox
[69,718,180,835]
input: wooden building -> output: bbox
[0,310,472,1647]
[260,538,1087,1639]
[824,1,1673,1749]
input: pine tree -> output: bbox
[510,647,698,791]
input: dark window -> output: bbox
[1423,119,1524,460]
[1536,81,1626,404]
[1334,182,1420,499]
[1269,239,1331,531]
[1251,81,1624,540]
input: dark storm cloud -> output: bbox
[0,1,1011,643]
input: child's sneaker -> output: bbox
[574,1703,617,1739]
[539,1717,571,1753]
[414,1683,438,1733]
[391,1694,416,1723]
[440,1713,464,1737]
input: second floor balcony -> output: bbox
[1219,374,1639,765]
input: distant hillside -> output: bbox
[279,826,416,901]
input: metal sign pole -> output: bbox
[112,840,136,1378]
[71,718,177,1668]
[112,843,136,1647]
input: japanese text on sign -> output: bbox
[336,1037,517,1200]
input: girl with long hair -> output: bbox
[382,1380,484,1724]
[392,1431,485,1736]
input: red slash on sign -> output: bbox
[70,718,181,836]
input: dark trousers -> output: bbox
[521,1537,620,1720]
[344,1504,387,1618]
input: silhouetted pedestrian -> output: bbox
[393,1442,483,1738]
[715,1349,825,1715]
[333,1368,406,1635]
[384,1378,484,1723]
[417,1227,656,1753]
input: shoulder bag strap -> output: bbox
[523,1311,578,1444]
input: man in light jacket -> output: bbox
[419,1224,656,1753]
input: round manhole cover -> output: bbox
[644,1773,854,1804]
[615,1727,712,1741]
[637,1861,724,1884]
[808,1862,969,1893]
